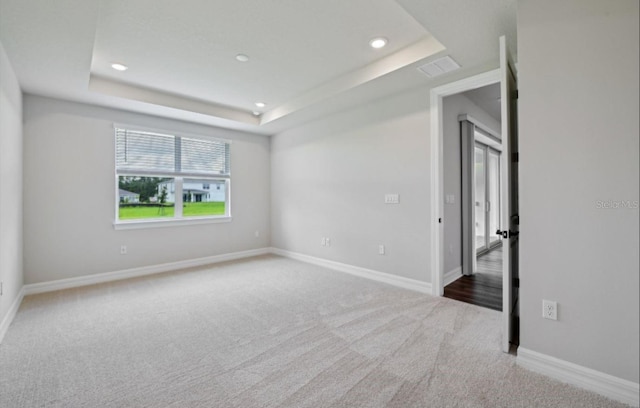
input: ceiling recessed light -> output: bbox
[111,63,128,71]
[236,54,249,62]
[255,102,266,108]
[369,37,387,49]
[252,111,261,116]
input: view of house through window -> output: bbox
[161,178,226,217]
[118,176,176,219]
[115,127,230,222]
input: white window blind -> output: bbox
[115,128,230,177]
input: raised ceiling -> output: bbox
[0,0,516,135]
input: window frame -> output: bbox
[113,124,232,229]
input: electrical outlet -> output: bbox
[325,238,331,247]
[542,300,557,320]
[379,244,385,255]
[0,281,3,296]
[120,245,127,255]
[255,230,260,238]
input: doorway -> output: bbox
[430,34,519,353]
[444,112,504,312]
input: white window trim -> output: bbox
[113,216,232,230]
[174,177,184,218]
[113,124,232,229]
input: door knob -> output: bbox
[496,229,518,238]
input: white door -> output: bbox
[499,36,519,353]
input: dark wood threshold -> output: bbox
[444,273,502,311]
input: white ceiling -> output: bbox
[0,0,516,135]
[463,83,502,123]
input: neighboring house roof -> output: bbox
[119,189,139,197]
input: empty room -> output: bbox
[1,1,638,407]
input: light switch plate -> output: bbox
[385,194,399,204]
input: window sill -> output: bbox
[113,216,232,230]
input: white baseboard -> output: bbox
[517,347,639,407]
[0,286,25,344]
[24,248,270,296]
[270,247,432,294]
[444,266,462,286]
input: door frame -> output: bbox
[486,146,503,251]
[430,40,517,353]
[429,68,500,296]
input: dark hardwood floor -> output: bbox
[476,245,503,277]
[444,245,503,311]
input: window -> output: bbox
[115,126,230,226]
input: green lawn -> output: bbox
[119,202,225,220]
[183,201,226,217]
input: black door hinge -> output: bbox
[512,90,519,100]
[438,218,442,224]
[513,278,520,288]
[512,152,519,163]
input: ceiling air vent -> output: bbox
[417,56,461,78]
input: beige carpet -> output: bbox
[0,255,628,407]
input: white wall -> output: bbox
[442,93,500,275]
[23,95,270,284]
[0,41,23,324]
[271,87,432,282]
[519,0,639,383]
